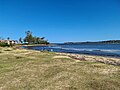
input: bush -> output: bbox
[0,43,10,47]
[38,40,49,45]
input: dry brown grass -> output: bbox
[0,47,120,90]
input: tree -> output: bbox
[23,30,49,44]
[7,37,10,40]
[25,31,32,36]
[35,37,42,44]
[24,31,33,44]
[19,37,23,43]
[41,37,45,40]
[32,36,37,44]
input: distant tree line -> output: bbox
[64,40,120,44]
[19,31,49,45]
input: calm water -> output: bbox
[23,44,120,57]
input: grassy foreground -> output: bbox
[0,47,120,90]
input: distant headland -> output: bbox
[64,40,120,44]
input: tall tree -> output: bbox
[19,37,23,43]
[23,30,49,44]
[7,37,10,40]
[24,31,33,44]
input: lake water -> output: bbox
[23,44,120,57]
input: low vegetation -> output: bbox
[0,42,10,47]
[0,47,120,90]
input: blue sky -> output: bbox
[0,0,120,43]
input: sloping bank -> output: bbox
[0,47,120,90]
[56,53,120,66]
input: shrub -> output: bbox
[38,40,49,45]
[0,42,10,47]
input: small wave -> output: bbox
[50,46,62,49]
[61,48,93,51]
[97,50,120,52]
[59,48,120,52]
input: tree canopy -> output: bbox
[23,31,49,44]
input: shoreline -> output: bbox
[56,52,120,66]
[20,44,55,47]
[20,45,120,66]
[21,44,120,58]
